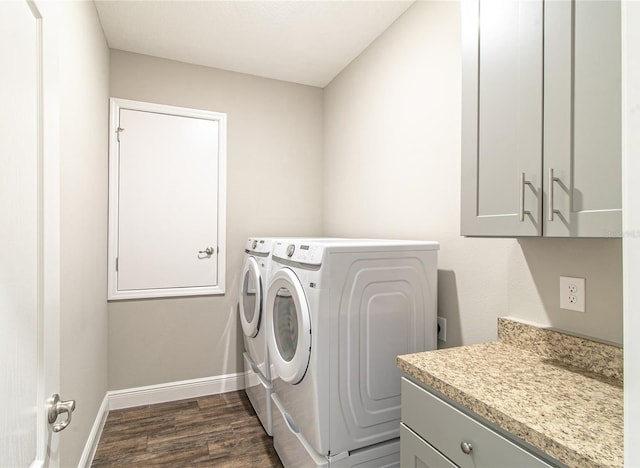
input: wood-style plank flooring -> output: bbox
[92,391,283,467]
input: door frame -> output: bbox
[32,0,61,466]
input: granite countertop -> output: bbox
[397,318,623,468]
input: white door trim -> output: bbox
[107,97,227,300]
[34,0,61,466]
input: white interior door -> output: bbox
[0,1,60,466]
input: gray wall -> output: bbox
[106,1,623,395]
[323,1,623,346]
[108,50,324,390]
[57,1,110,465]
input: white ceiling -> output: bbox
[94,0,414,88]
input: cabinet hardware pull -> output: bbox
[548,168,561,221]
[519,172,533,222]
[461,441,473,455]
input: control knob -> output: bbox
[286,244,295,257]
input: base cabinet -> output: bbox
[400,378,557,468]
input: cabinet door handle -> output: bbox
[548,168,561,221]
[519,172,533,222]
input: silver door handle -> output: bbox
[519,172,533,222]
[199,246,215,256]
[547,168,561,221]
[47,393,76,433]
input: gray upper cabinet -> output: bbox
[461,0,622,238]
[461,0,543,237]
[544,0,621,237]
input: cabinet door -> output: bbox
[461,0,543,236]
[544,0,622,237]
[401,424,456,468]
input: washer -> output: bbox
[239,237,276,435]
[265,238,439,467]
[239,236,330,436]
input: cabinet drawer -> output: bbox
[401,424,456,468]
[401,378,553,468]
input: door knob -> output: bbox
[460,441,473,455]
[47,393,76,433]
[199,246,215,256]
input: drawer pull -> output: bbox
[461,441,473,455]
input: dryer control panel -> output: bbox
[272,241,324,266]
[245,237,272,255]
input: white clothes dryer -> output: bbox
[239,236,330,436]
[265,239,439,467]
[239,237,275,435]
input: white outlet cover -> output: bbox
[560,276,585,312]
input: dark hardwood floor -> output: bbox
[92,390,283,467]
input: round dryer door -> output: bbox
[266,267,311,385]
[239,256,262,338]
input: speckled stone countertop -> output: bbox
[397,318,623,467]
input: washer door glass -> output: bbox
[274,287,298,362]
[239,256,262,338]
[267,267,311,384]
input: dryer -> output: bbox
[239,237,275,435]
[239,236,330,436]
[265,239,439,467]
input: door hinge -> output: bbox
[116,127,124,143]
[115,257,119,272]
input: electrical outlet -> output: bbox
[437,316,447,342]
[559,276,585,312]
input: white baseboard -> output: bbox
[78,394,109,468]
[80,373,245,467]
[107,372,246,411]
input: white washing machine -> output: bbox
[265,239,439,467]
[239,237,275,435]
[239,236,331,436]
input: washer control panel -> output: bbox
[272,241,324,266]
[286,244,295,257]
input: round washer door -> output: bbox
[239,256,262,338]
[266,267,311,385]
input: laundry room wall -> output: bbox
[108,50,324,390]
[57,1,110,465]
[323,1,623,345]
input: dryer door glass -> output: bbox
[239,256,262,338]
[266,267,311,385]
[274,288,298,362]
[242,272,258,323]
